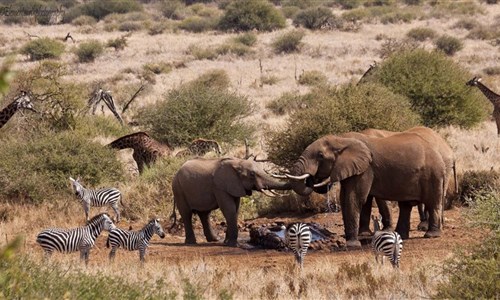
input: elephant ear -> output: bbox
[213,159,246,198]
[331,138,372,182]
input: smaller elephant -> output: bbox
[171,157,292,246]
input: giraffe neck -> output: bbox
[0,100,20,129]
[110,136,145,150]
[476,82,500,107]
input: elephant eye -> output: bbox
[250,171,256,177]
[318,152,324,160]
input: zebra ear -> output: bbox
[69,177,75,182]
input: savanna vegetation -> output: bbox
[0,0,499,298]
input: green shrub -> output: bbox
[63,0,143,22]
[371,49,486,128]
[266,92,306,116]
[118,21,143,31]
[281,6,300,19]
[158,0,186,20]
[282,0,317,9]
[233,32,257,46]
[272,30,305,54]
[106,36,128,51]
[293,6,334,30]
[260,74,280,86]
[136,70,254,146]
[187,44,218,60]
[218,0,286,32]
[434,35,463,56]
[216,42,253,57]
[406,27,437,41]
[429,1,484,18]
[380,10,416,24]
[178,16,217,32]
[364,0,395,6]
[143,61,172,74]
[71,15,97,26]
[336,0,362,9]
[298,70,328,86]
[466,26,500,40]
[457,170,500,205]
[452,18,480,30]
[188,69,230,90]
[148,21,169,35]
[0,132,123,204]
[75,40,104,63]
[20,38,65,61]
[267,83,421,167]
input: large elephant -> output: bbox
[287,132,446,248]
[360,127,457,232]
[171,157,292,247]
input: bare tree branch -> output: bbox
[122,85,145,114]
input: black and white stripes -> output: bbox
[106,218,166,263]
[371,215,403,268]
[70,177,122,223]
[36,213,115,265]
[285,222,312,268]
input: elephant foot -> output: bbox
[417,221,429,232]
[424,229,441,238]
[185,238,197,245]
[224,239,238,247]
[358,230,372,237]
[346,240,362,249]
[206,236,220,242]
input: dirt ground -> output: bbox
[39,205,479,271]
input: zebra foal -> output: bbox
[70,177,122,223]
[36,213,115,265]
[106,218,166,263]
[285,222,312,269]
[371,215,403,268]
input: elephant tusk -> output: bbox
[269,190,281,196]
[270,173,288,179]
[261,189,277,197]
[314,178,331,188]
[285,173,311,180]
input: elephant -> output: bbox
[360,127,457,232]
[286,132,446,248]
[171,157,292,247]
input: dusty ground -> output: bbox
[19,204,478,272]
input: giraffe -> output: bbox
[175,138,222,158]
[108,132,172,173]
[0,91,35,129]
[467,77,500,136]
[357,61,377,85]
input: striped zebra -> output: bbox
[371,215,403,268]
[285,222,312,269]
[106,218,166,263]
[36,213,115,265]
[70,177,122,223]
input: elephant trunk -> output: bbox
[289,159,316,196]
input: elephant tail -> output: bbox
[169,198,177,231]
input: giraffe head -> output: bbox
[466,76,482,86]
[14,91,36,112]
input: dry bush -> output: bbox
[148,21,170,35]
[187,44,218,60]
[218,0,286,32]
[457,170,500,205]
[297,70,328,86]
[434,35,463,56]
[106,36,128,51]
[118,21,143,32]
[178,16,218,32]
[266,92,305,116]
[232,32,257,46]
[406,27,436,41]
[292,6,336,30]
[143,61,172,75]
[272,30,306,54]
[466,25,500,41]
[483,66,500,76]
[20,38,65,61]
[63,0,143,23]
[452,18,480,30]
[71,15,97,26]
[75,40,104,63]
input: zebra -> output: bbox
[371,215,403,268]
[70,177,122,223]
[36,213,115,265]
[106,218,166,263]
[285,222,312,269]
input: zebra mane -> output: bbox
[87,213,110,224]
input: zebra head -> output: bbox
[69,177,84,197]
[153,218,165,238]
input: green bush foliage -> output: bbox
[233,32,257,46]
[434,35,463,56]
[0,132,123,204]
[272,30,305,54]
[267,83,421,167]
[63,0,143,22]
[457,170,500,205]
[75,40,104,63]
[218,0,286,32]
[136,70,254,146]
[336,0,362,9]
[266,92,305,116]
[158,0,186,20]
[406,27,437,41]
[435,190,499,299]
[281,6,300,19]
[371,49,487,128]
[178,16,217,32]
[20,38,65,61]
[71,15,97,26]
[106,36,128,51]
[118,21,143,32]
[292,6,334,30]
[298,70,328,86]
[452,18,480,30]
[216,42,254,57]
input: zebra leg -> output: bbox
[198,211,219,242]
[84,202,90,223]
[109,247,117,262]
[139,248,146,264]
[112,203,120,223]
[80,248,90,266]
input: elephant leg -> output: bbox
[182,210,196,244]
[424,204,442,238]
[217,192,239,247]
[198,211,219,242]
[340,175,371,248]
[376,198,393,231]
[417,204,429,232]
[424,176,443,238]
[395,202,412,239]
[359,195,373,236]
